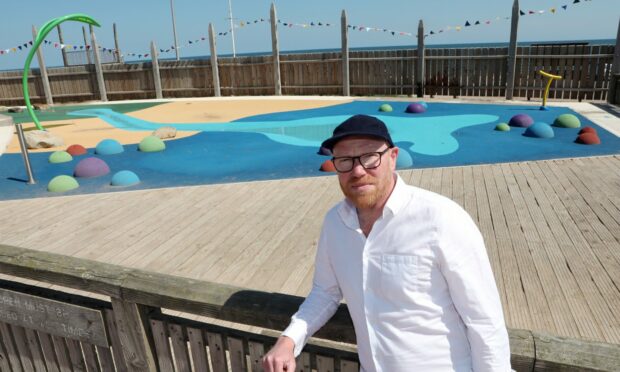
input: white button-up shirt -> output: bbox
[282,175,511,371]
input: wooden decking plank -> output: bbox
[81,186,211,264]
[248,178,341,293]
[127,183,261,271]
[39,189,169,257]
[214,177,336,285]
[479,165,532,330]
[471,165,508,322]
[486,165,554,332]
[499,163,579,338]
[451,166,465,209]
[523,161,620,343]
[175,179,295,282]
[192,178,302,283]
[545,159,620,266]
[462,165,478,223]
[508,162,603,340]
[535,161,620,295]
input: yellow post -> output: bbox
[538,70,562,110]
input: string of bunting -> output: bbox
[0,0,594,59]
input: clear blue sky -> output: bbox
[1,0,618,70]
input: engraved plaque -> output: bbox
[0,288,108,347]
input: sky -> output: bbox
[1,0,618,71]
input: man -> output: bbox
[263,114,511,371]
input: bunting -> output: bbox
[1,0,595,59]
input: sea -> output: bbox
[0,38,614,72]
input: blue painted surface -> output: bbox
[1,101,618,200]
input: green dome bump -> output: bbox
[49,151,73,163]
[379,104,393,112]
[47,175,79,193]
[138,135,166,152]
[553,114,581,128]
[495,123,510,131]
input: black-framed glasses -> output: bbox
[331,148,391,173]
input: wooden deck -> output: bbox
[1,155,619,345]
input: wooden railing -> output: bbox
[0,243,619,371]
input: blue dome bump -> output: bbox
[95,139,124,155]
[110,170,140,187]
[524,122,554,139]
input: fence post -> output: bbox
[82,26,92,65]
[56,25,69,67]
[416,20,425,97]
[31,26,53,106]
[90,25,108,102]
[270,2,282,95]
[150,41,163,99]
[209,23,221,97]
[341,10,350,96]
[110,298,158,372]
[113,23,124,64]
[506,0,520,100]
[607,17,620,104]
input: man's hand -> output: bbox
[262,336,296,372]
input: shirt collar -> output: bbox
[337,173,410,229]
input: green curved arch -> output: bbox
[22,14,100,130]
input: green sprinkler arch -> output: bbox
[22,14,100,131]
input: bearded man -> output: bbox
[263,114,511,372]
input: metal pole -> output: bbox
[607,17,620,104]
[228,0,237,57]
[15,123,36,185]
[209,23,221,97]
[416,20,425,97]
[170,0,180,61]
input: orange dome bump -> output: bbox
[578,126,597,135]
[320,160,336,172]
[575,132,601,145]
[66,144,87,156]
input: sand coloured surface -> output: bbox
[5,98,352,153]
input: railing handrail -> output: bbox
[1,243,619,371]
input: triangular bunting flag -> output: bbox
[551,8,556,13]
[573,0,580,3]
[465,21,471,26]
[474,21,480,25]
[520,10,525,15]
[562,5,568,9]
[430,31,435,35]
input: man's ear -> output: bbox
[390,147,399,168]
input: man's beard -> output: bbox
[340,175,388,210]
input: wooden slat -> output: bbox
[295,352,311,372]
[316,354,334,372]
[10,325,35,372]
[66,338,87,371]
[95,345,115,372]
[38,332,60,372]
[149,320,174,372]
[248,340,264,372]
[81,343,101,372]
[206,332,227,372]
[168,323,191,372]
[51,335,73,372]
[340,359,359,372]
[0,327,13,371]
[0,322,23,372]
[226,336,246,372]
[187,327,210,372]
[23,328,47,372]
[103,308,128,372]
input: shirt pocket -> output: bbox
[380,254,421,298]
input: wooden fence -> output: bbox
[1,243,619,372]
[0,43,615,105]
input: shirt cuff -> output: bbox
[281,319,308,357]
